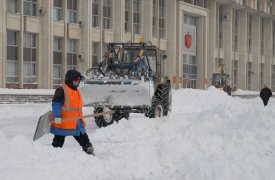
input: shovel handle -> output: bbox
[51,111,115,123]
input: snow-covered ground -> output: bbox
[0,87,275,180]
[233,89,260,95]
[0,88,54,95]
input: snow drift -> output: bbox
[0,87,275,180]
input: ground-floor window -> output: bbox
[260,63,264,89]
[247,62,252,90]
[272,65,275,91]
[23,33,37,83]
[53,55,62,85]
[92,42,99,67]
[53,65,62,85]
[6,30,19,83]
[232,60,238,89]
[183,54,197,88]
[6,61,19,83]
[23,62,36,83]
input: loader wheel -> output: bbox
[148,100,164,118]
[124,112,130,120]
[112,111,129,122]
[162,83,171,116]
[94,107,114,128]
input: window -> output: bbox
[54,37,62,51]
[273,22,275,57]
[152,0,157,37]
[159,0,166,38]
[232,60,238,89]
[184,0,205,7]
[272,65,275,91]
[7,0,18,13]
[125,0,130,32]
[53,37,63,85]
[196,0,205,7]
[92,42,99,67]
[133,0,141,34]
[23,33,37,83]
[54,0,62,21]
[261,19,264,56]
[103,0,112,29]
[6,31,19,83]
[183,55,197,89]
[184,14,196,25]
[102,43,108,55]
[92,0,99,27]
[24,0,37,16]
[67,39,77,70]
[260,63,264,89]
[67,0,77,23]
[247,62,252,90]
[123,48,141,63]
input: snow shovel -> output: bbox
[33,110,114,141]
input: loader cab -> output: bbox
[211,73,229,89]
[146,48,157,75]
[120,45,160,79]
[86,42,167,81]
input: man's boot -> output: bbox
[83,143,95,155]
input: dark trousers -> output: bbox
[52,133,92,149]
[262,98,269,106]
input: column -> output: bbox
[196,16,208,89]
[62,0,68,82]
[142,0,153,41]
[251,15,261,91]
[0,0,6,87]
[40,0,52,88]
[263,18,272,87]
[207,0,217,87]
[166,0,177,89]
[223,5,233,81]
[113,0,124,42]
[19,0,24,88]
[238,11,248,90]
[79,0,90,71]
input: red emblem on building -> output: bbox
[185,32,192,49]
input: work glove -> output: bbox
[54,117,62,124]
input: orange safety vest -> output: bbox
[51,83,87,129]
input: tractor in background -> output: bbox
[211,64,230,89]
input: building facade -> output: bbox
[0,0,275,91]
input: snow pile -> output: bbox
[0,88,275,180]
[172,86,232,113]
